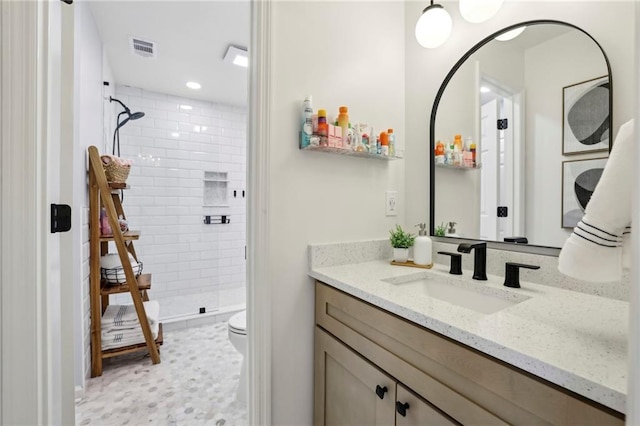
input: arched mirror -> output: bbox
[430,20,612,250]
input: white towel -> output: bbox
[101,301,160,329]
[558,119,634,282]
[102,320,159,350]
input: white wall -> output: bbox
[405,1,636,242]
[112,85,247,316]
[524,30,608,247]
[269,2,405,424]
[72,1,113,390]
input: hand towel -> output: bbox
[558,119,634,282]
[101,300,160,329]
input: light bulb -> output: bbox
[459,0,504,24]
[495,26,526,41]
[415,3,453,49]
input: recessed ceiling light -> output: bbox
[180,104,193,110]
[495,26,526,42]
[171,132,180,138]
[480,86,491,93]
[223,45,248,68]
[186,81,201,90]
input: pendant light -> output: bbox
[495,26,526,41]
[459,0,504,24]
[415,1,453,49]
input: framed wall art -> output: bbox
[561,157,608,228]
[562,76,610,155]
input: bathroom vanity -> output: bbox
[310,247,627,425]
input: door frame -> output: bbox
[247,0,272,424]
[0,0,66,423]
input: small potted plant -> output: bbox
[434,222,446,237]
[389,225,416,262]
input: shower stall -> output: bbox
[108,84,247,321]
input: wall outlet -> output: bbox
[385,191,398,216]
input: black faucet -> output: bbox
[457,241,487,280]
[503,262,540,288]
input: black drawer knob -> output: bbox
[396,401,410,417]
[375,385,388,399]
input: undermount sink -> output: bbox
[383,275,529,315]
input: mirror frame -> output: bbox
[429,19,613,255]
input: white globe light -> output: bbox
[495,26,526,41]
[415,5,453,49]
[459,0,504,24]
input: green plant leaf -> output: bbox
[389,224,416,248]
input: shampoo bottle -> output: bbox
[413,223,432,266]
[387,128,395,157]
[337,106,349,148]
[301,96,313,148]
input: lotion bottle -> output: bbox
[413,223,432,266]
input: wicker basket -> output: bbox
[103,161,131,183]
[101,261,143,285]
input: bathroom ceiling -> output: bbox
[89,1,249,106]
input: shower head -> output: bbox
[110,97,145,121]
[110,97,146,156]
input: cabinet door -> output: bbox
[315,327,396,426]
[396,384,459,426]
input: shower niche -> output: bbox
[203,171,229,207]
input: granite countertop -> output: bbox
[309,259,628,413]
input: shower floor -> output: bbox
[76,321,246,425]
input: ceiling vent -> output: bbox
[129,36,156,59]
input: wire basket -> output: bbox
[101,261,143,285]
[103,161,131,183]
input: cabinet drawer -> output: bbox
[396,383,459,426]
[315,282,624,425]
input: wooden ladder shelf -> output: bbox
[88,146,162,377]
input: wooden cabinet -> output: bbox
[315,328,459,426]
[396,384,458,426]
[88,146,162,377]
[315,328,395,426]
[314,282,624,425]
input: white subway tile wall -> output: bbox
[110,85,247,315]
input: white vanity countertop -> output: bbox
[309,260,628,413]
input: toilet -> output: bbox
[227,310,247,404]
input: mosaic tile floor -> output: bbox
[76,322,246,426]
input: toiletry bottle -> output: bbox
[413,223,432,266]
[100,208,112,236]
[454,134,463,152]
[318,109,328,147]
[337,106,349,148]
[376,134,381,154]
[435,140,445,164]
[470,140,477,167]
[380,131,389,156]
[369,127,377,153]
[453,144,461,166]
[445,144,452,164]
[301,96,313,148]
[387,128,395,157]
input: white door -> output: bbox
[480,99,499,240]
[498,96,514,241]
[0,0,73,423]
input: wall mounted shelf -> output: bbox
[301,145,402,161]
[435,163,481,171]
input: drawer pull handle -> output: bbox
[375,385,388,399]
[396,401,410,417]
